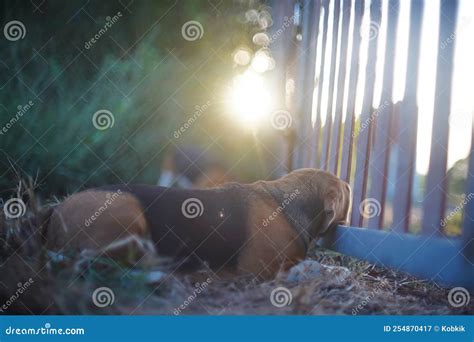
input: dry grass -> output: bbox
[0,194,472,315]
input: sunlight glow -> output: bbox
[227,71,272,127]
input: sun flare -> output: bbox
[228,71,272,127]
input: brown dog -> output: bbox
[45,169,351,278]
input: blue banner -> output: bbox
[0,316,472,342]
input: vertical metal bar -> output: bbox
[312,0,331,168]
[392,0,424,233]
[351,0,383,227]
[462,115,474,261]
[367,0,400,229]
[269,0,296,177]
[307,6,325,169]
[340,0,364,183]
[294,0,322,169]
[421,0,458,235]
[329,0,351,175]
[320,0,341,171]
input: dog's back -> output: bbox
[47,183,248,268]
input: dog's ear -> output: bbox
[320,196,337,235]
[320,182,351,234]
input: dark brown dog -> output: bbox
[45,169,351,278]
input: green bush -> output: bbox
[0,1,269,198]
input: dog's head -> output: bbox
[281,168,351,236]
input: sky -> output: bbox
[313,0,474,174]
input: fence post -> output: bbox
[293,0,321,169]
[463,116,474,261]
[269,0,295,177]
[329,0,352,175]
[351,0,382,227]
[421,0,459,236]
[312,0,331,168]
[340,0,364,183]
[392,0,424,233]
[320,0,341,171]
[367,0,400,229]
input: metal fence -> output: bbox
[280,0,473,289]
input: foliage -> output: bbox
[0,0,269,198]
